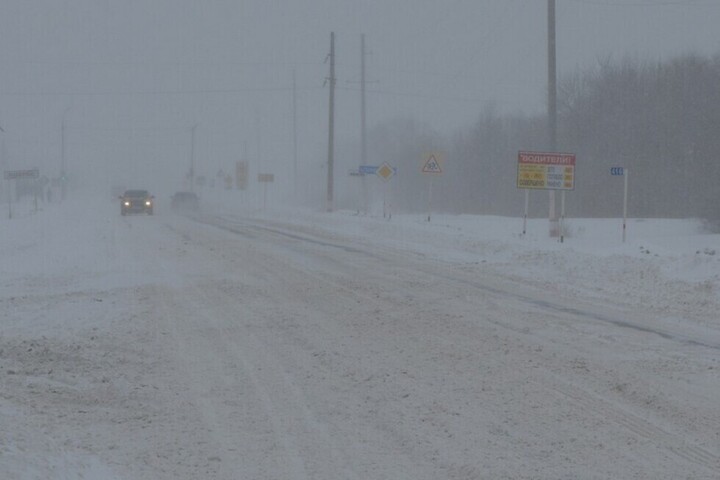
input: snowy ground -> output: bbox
[1,190,719,479]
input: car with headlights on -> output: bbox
[120,189,154,215]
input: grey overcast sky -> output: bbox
[0,0,718,192]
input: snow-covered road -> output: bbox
[2,196,719,479]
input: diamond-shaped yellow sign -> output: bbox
[377,162,394,181]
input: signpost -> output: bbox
[517,151,576,239]
[611,167,629,242]
[4,169,41,218]
[357,164,396,217]
[236,161,248,190]
[375,163,395,219]
[4,168,39,180]
[376,163,394,182]
[421,152,444,222]
[257,173,274,210]
[421,153,443,175]
[517,151,575,190]
[358,164,397,179]
[359,165,378,175]
[349,169,366,214]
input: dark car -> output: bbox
[120,189,154,215]
[171,191,200,212]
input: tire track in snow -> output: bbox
[148,221,367,479]
[153,284,312,480]
[193,284,367,480]
[199,213,720,352]
[547,375,720,474]
[194,213,720,476]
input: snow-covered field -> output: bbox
[1,191,719,479]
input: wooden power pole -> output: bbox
[548,0,559,237]
[326,32,336,212]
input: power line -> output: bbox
[338,85,490,103]
[562,0,719,6]
[0,60,326,67]
[0,85,323,97]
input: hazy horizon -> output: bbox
[0,0,718,200]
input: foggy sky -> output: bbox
[0,0,717,197]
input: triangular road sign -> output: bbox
[422,153,443,174]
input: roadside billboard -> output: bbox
[517,151,575,190]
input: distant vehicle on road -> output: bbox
[171,191,200,212]
[120,189,154,215]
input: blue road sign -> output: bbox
[359,165,378,175]
[610,167,624,176]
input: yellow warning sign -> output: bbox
[377,162,395,181]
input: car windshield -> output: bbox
[124,190,149,197]
[3,3,720,479]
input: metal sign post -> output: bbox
[623,169,629,243]
[360,166,379,216]
[421,152,443,222]
[349,169,365,215]
[376,163,395,219]
[4,169,40,219]
[6,178,11,219]
[427,178,433,222]
[611,167,628,242]
[560,190,566,243]
[257,173,274,211]
[523,189,529,235]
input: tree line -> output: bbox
[352,51,720,221]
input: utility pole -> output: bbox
[326,32,336,212]
[190,124,197,192]
[361,34,367,169]
[548,0,559,237]
[293,68,298,202]
[0,124,5,209]
[360,34,369,214]
[61,107,70,202]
